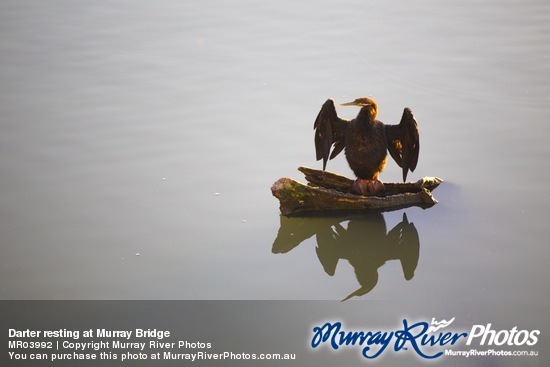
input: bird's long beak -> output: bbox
[340,101,357,106]
[340,101,370,107]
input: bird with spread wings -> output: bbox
[314,97,419,195]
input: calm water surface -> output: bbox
[1,0,550,343]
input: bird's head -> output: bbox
[341,97,378,120]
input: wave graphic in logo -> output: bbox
[427,317,455,333]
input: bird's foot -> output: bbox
[352,179,385,196]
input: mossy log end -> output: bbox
[271,167,442,216]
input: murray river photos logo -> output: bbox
[310,318,540,360]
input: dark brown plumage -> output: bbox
[314,97,420,195]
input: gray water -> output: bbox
[1,0,549,320]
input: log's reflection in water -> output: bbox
[272,213,419,300]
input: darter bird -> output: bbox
[314,97,420,195]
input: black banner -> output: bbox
[1,301,547,366]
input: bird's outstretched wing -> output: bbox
[314,99,348,170]
[386,108,420,182]
[386,213,419,281]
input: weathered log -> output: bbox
[271,167,442,216]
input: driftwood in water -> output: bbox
[271,167,442,216]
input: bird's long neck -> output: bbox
[357,106,378,125]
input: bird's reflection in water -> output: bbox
[272,213,420,301]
